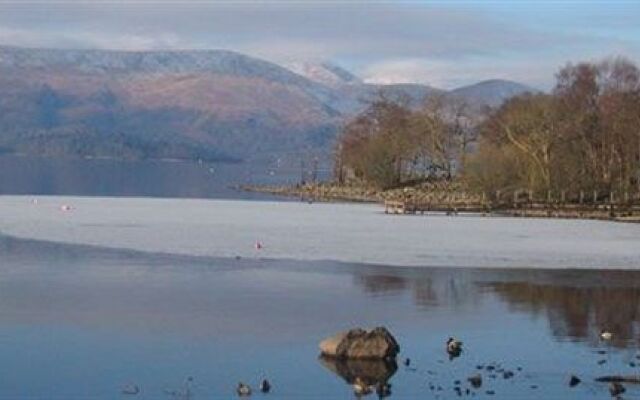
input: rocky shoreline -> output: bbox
[240,182,640,223]
[239,181,479,204]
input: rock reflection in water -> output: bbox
[319,356,397,396]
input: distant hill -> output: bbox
[449,79,539,108]
[286,62,442,111]
[0,46,537,163]
[0,46,341,162]
[285,62,362,87]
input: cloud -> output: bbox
[361,58,556,90]
[0,25,188,50]
[0,2,584,57]
[0,1,638,87]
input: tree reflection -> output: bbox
[353,269,640,347]
[354,275,408,296]
[486,281,640,347]
[354,272,481,309]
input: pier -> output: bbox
[384,190,640,222]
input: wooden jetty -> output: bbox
[383,190,640,221]
[384,200,486,214]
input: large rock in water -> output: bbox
[319,327,400,360]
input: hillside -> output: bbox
[0,46,537,163]
[449,79,539,108]
[0,46,340,162]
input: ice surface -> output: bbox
[0,195,639,268]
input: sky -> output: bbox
[0,1,638,89]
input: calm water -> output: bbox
[0,155,327,199]
[2,234,640,399]
[1,156,640,399]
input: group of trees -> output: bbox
[335,57,640,199]
[334,93,478,188]
[469,57,640,197]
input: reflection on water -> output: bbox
[487,281,640,348]
[2,234,640,399]
[0,155,311,199]
[319,357,398,387]
[356,273,481,310]
[319,357,397,396]
[355,270,640,347]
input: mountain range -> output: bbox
[0,46,538,162]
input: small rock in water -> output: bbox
[503,371,514,380]
[237,382,252,397]
[468,374,482,388]
[446,337,463,358]
[609,382,626,397]
[259,379,271,393]
[600,330,613,341]
[631,362,637,367]
[486,390,495,395]
[121,383,140,395]
[530,385,538,389]
[569,375,581,387]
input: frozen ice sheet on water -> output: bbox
[0,195,639,269]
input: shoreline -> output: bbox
[241,182,640,223]
[239,181,478,204]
